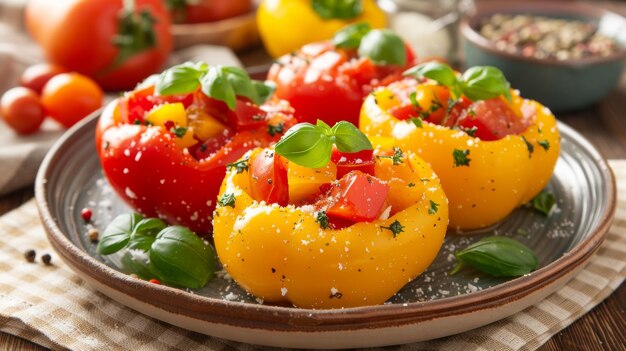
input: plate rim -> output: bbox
[34,112,617,332]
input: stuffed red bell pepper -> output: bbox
[267,23,417,126]
[95,63,295,234]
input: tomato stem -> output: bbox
[107,0,158,72]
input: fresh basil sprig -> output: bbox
[332,23,406,65]
[451,236,538,277]
[531,191,556,216]
[97,213,217,289]
[404,62,512,102]
[333,22,371,49]
[149,226,217,289]
[155,62,275,110]
[97,213,144,255]
[312,0,362,20]
[275,120,372,168]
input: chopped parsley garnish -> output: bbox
[268,122,285,137]
[464,126,477,137]
[218,193,236,208]
[453,149,471,167]
[381,220,405,237]
[419,98,443,120]
[315,211,329,230]
[428,200,439,215]
[407,182,416,187]
[538,140,550,151]
[377,147,404,165]
[226,158,249,174]
[521,136,534,157]
[411,117,423,128]
[171,126,187,138]
[409,91,420,108]
[530,191,555,216]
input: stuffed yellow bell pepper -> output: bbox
[213,121,448,308]
[257,0,387,57]
[360,62,560,230]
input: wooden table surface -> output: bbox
[2,3,626,350]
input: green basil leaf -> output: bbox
[275,122,334,168]
[403,62,458,88]
[455,236,538,277]
[531,191,556,216]
[149,226,217,289]
[461,66,512,102]
[120,249,152,279]
[253,80,276,104]
[155,62,207,96]
[331,121,373,152]
[201,66,274,110]
[133,218,168,236]
[222,66,260,105]
[312,0,362,20]
[333,22,371,49]
[127,218,166,251]
[358,29,407,66]
[97,213,144,255]
[201,66,238,110]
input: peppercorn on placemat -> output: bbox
[1,161,625,351]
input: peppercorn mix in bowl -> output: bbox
[461,2,626,112]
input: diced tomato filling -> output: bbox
[120,86,194,125]
[330,148,376,179]
[388,84,531,140]
[316,170,390,226]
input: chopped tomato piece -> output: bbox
[331,149,376,179]
[457,98,530,139]
[389,104,420,121]
[192,131,231,160]
[233,99,268,131]
[321,170,390,223]
[249,150,289,206]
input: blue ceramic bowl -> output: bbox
[461,2,626,112]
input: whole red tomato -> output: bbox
[25,0,172,91]
[167,0,252,24]
[267,41,416,126]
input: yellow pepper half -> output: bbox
[213,148,448,309]
[257,0,387,58]
[360,85,560,231]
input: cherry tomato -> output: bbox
[168,0,252,24]
[41,73,104,128]
[249,150,289,206]
[268,41,416,126]
[0,87,45,134]
[25,0,172,91]
[331,149,376,179]
[19,63,68,94]
[319,170,389,223]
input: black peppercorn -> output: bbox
[24,249,36,263]
[41,253,52,265]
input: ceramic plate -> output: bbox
[35,112,616,349]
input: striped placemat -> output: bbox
[0,161,624,351]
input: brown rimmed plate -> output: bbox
[35,111,615,349]
[171,11,260,51]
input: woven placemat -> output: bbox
[1,161,625,351]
